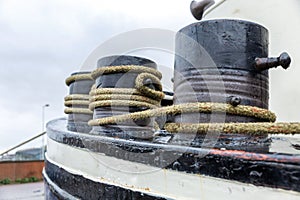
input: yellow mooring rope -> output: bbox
[88,102,276,124]
[90,94,160,105]
[87,65,300,135]
[91,65,162,80]
[65,73,93,86]
[64,74,93,116]
[64,94,90,101]
[164,122,300,136]
[89,65,165,113]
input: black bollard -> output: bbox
[173,19,274,151]
[66,71,94,133]
[91,55,158,140]
[174,19,270,123]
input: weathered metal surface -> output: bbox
[190,0,215,20]
[68,71,94,95]
[44,160,166,200]
[173,19,273,151]
[174,19,270,115]
[92,55,157,139]
[67,113,92,133]
[255,52,291,71]
[95,55,157,88]
[67,71,94,133]
[46,118,300,193]
[171,133,271,153]
[156,91,174,129]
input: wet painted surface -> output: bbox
[45,140,300,199]
[46,118,300,193]
[44,160,166,200]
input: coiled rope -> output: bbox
[64,73,93,116]
[88,102,276,124]
[165,122,300,135]
[65,73,93,86]
[89,65,165,113]
[87,65,300,136]
[91,65,162,80]
[65,94,90,101]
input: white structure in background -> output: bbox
[205,0,300,122]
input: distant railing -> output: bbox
[0,132,46,157]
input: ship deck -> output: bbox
[43,118,300,199]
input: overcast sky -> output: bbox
[0,0,194,152]
[0,0,299,153]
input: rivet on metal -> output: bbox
[229,96,241,107]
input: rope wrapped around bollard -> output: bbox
[89,65,165,112]
[88,64,300,135]
[89,102,300,135]
[64,72,94,133]
[88,102,277,125]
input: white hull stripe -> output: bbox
[46,137,300,200]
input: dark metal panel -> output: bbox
[67,71,94,133]
[44,159,167,200]
[46,118,300,193]
[92,55,158,139]
[174,19,269,124]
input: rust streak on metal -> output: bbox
[209,149,300,164]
